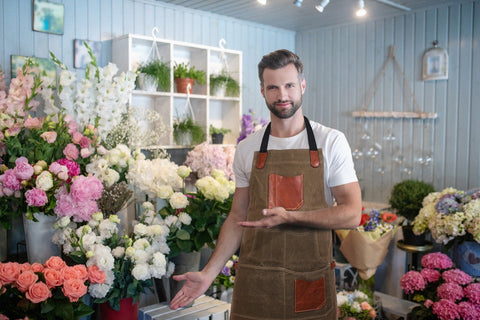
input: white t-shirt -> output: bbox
[233,120,358,206]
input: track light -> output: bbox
[257,0,267,5]
[293,0,303,7]
[356,0,367,17]
[315,0,330,13]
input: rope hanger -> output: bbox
[352,45,438,119]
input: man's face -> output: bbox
[260,63,306,119]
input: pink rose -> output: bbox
[62,278,87,302]
[31,263,44,273]
[63,143,79,160]
[25,188,48,207]
[72,132,83,144]
[44,256,66,271]
[24,117,42,129]
[87,265,106,284]
[40,131,57,143]
[43,268,62,288]
[26,282,52,303]
[16,270,38,292]
[18,263,32,273]
[61,266,80,282]
[72,265,88,281]
[79,136,91,149]
[0,262,21,284]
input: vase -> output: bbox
[0,226,6,262]
[116,200,136,236]
[137,73,157,92]
[22,212,60,264]
[220,286,234,303]
[100,297,139,320]
[453,241,480,277]
[174,131,192,146]
[169,251,201,304]
[175,77,195,94]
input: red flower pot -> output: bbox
[100,297,139,320]
[175,77,195,94]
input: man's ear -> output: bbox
[260,83,265,98]
[301,78,306,94]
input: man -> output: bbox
[170,49,362,319]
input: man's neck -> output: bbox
[269,111,305,138]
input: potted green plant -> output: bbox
[209,125,231,144]
[209,71,240,97]
[137,59,171,92]
[389,179,435,245]
[173,117,205,146]
[173,62,206,94]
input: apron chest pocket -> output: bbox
[268,174,303,210]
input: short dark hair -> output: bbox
[258,49,304,85]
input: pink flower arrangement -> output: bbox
[0,256,105,320]
[184,142,235,180]
[400,252,480,320]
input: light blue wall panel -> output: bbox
[296,1,479,203]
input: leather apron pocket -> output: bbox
[268,174,303,210]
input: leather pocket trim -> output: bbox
[268,174,303,210]
[295,277,326,313]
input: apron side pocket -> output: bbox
[294,277,326,313]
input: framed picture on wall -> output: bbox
[33,0,64,35]
[74,40,102,69]
[11,55,56,81]
[422,41,448,81]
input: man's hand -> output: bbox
[237,207,290,228]
[169,271,212,310]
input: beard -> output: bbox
[266,96,302,119]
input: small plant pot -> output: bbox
[402,225,427,246]
[211,84,226,97]
[137,73,157,92]
[211,133,224,144]
[175,77,195,94]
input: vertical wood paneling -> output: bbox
[297,1,479,202]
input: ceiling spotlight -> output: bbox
[293,0,303,7]
[315,0,330,12]
[257,0,267,5]
[356,0,367,17]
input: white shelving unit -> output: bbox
[112,33,242,147]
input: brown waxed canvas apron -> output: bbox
[230,117,337,320]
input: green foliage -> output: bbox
[209,124,231,135]
[137,59,171,91]
[209,72,240,97]
[173,117,205,145]
[389,179,435,221]
[173,62,206,85]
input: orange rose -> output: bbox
[72,265,88,281]
[43,268,62,288]
[44,256,66,271]
[0,262,21,284]
[62,278,87,302]
[25,282,52,303]
[87,265,106,284]
[31,263,44,273]
[16,270,38,293]
[61,266,80,282]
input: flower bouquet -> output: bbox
[336,289,377,320]
[400,252,480,320]
[336,208,398,280]
[413,188,480,246]
[237,109,268,143]
[213,254,238,290]
[0,256,106,320]
[184,142,235,180]
[52,203,173,311]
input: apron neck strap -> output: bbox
[256,116,320,169]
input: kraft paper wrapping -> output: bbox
[336,228,397,280]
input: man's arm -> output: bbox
[238,181,362,230]
[170,187,249,309]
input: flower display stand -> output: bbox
[139,295,230,320]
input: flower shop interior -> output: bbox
[1,0,479,319]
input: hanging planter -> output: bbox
[174,77,195,94]
[173,62,206,94]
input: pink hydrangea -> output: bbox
[437,282,464,301]
[464,283,480,305]
[421,252,453,270]
[424,299,434,308]
[56,158,80,178]
[420,268,441,283]
[442,269,472,285]
[432,299,460,320]
[13,157,34,180]
[63,143,79,160]
[457,301,480,320]
[184,142,235,180]
[25,188,47,207]
[400,270,426,294]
